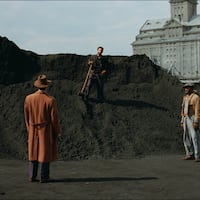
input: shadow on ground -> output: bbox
[52,176,158,183]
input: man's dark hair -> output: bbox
[97,46,104,50]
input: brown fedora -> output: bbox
[34,74,52,89]
[183,83,194,88]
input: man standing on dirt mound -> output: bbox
[84,46,107,103]
[24,74,61,183]
[181,83,200,162]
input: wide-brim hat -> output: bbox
[183,83,194,88]
[34,74,52,89]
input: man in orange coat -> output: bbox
[24,74,61,183]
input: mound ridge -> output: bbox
[0,36,183,160]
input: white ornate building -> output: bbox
[131,0,200,80]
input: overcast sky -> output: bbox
[0,1,199,56]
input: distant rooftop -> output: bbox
[140,15,200,32]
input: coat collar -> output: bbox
[35,89,48,95]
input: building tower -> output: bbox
[170,0,197,22]
[131,0,200,80]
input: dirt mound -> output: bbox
[0,36,40,84]
[0,36,184,160]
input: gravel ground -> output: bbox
[0,154,200,200]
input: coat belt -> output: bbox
[30,121,49,126]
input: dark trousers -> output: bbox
[85,74,104,100]
[29,161,50,180]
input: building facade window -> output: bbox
[132,0,199,79]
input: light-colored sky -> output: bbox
[0,1,199,56]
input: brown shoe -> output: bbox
[40,179,48,183]
[28,178,38,182]
[40,178,50,183]
[182,155,194,160]
[195,158,200,162]
[40,178,56,183]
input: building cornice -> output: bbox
[170,0,197,4]
[133,36,200,46]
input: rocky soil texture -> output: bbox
[0,36,184,160]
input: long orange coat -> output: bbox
[24,90,61,162]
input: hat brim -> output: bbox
[183,85,194,88]
[34,80,52,88]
